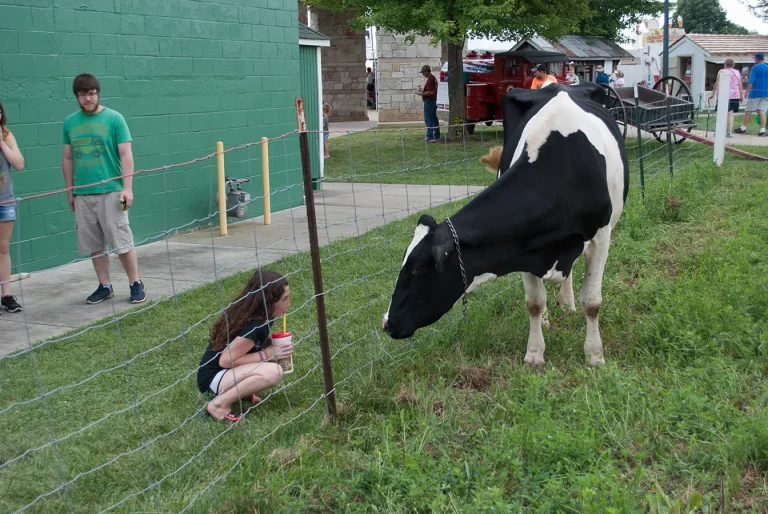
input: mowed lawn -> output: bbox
[1,133,768,512]
[323,124,506,186]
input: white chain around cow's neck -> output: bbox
[445,217,469,318]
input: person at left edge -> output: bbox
[61,74,146,305]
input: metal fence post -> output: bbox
[261,136,271,224]
[216,141,227,236]
[634,85,646,203]
[295,97,337,419]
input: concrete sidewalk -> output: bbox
[0,182,483,356]
[327,109,379,139]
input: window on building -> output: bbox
[502,59,521,80]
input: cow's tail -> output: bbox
[480,146,503,175]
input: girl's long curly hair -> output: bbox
[0,100,9,140]
[209,270,288,352]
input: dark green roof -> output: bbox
[299,23,330,41]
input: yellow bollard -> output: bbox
[261,137,271,225]
[216,141,227,236]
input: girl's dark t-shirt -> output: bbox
[196,319,272,393]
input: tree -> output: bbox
[576,0,663,42]
[741,0,767,21]
[305,0,664,140]
[305,0,592,140]
[674,0,750,34]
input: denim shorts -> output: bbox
[0,203,16,222]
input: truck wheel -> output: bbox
[466,123,476,135]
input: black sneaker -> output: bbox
[1,295,22,313]
[130,280,146,304]
[86,284,114,304]
[759,132,767,137]
[734,128,748,134]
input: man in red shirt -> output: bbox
[417,65,440,141]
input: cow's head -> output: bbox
[382,214,466,339]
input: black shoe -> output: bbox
[87,284,114,304]
[1,295,22,313]
[734,128,747,134]
[130,280,146,304]
[759,132,767,137]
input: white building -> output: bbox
[667,34,768,107]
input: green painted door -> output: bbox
[299,45,321,190]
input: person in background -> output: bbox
[566,63,580,85]
[62,74,146,305]
[416,64,440,142]
[530,64,557,89]
[595,65,610,85]
[366,67,375,109]
[735,52,767,137]
[710,57,744,138]
[614,70,625,87]
[0,100,25,314]
[322,103,331,158]
[197,269,293,422]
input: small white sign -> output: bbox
[437,82,449,111]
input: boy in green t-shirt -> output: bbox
[62,74,146,305]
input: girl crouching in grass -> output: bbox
[197,270,293,422]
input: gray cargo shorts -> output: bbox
[74,191,135,256]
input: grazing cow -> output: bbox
[382,83,629,366]
[479,144,577,319]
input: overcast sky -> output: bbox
[467,0,767,52]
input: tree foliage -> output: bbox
[741,0,767,21]
[304,0,594,46]
[575,0,663,42]
[304,0,666,139]
[673,0,751,34]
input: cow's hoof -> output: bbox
[586,354,605,366]
[524,352,546,367]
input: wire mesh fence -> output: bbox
[0,89,759,512]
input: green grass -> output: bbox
[695,111,766,131]
[2,134,768,512]
[324,124,505,186]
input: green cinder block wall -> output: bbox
[0,0,304,273]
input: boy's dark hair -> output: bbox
[72,74,101,96]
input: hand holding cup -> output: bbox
[273,342,293,360]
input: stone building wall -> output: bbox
[375,31,441,122]
[314,9,368,121]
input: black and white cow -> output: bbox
[382,82,629,366]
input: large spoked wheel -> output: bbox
[599,84,628,140]
[651,76,694,144]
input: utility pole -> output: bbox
[662,0,670,78]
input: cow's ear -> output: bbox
[430,229,454,272]
[418,213,438,231]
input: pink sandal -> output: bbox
[204,410,242,423]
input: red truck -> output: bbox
[437,49,571,133]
